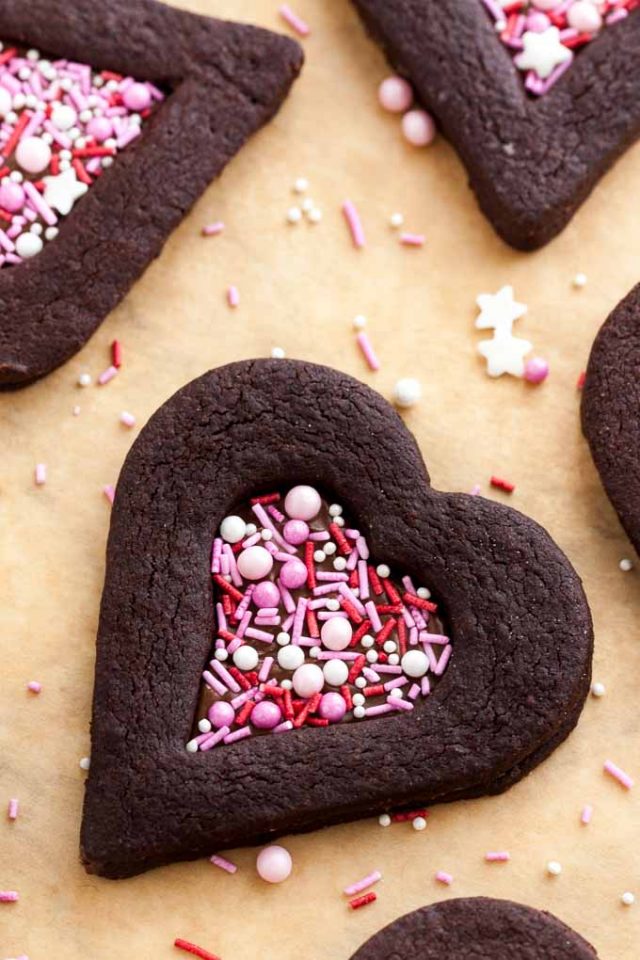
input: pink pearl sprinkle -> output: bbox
[119,411,136,428]
[524,356,549,384]
[435,871,453,885]
[604,759,634,790]
[34,463,47,486]
[378,76,413,113]
[27,681,42,694]
[122,82,152,112]
[227,285,240,308]
[256,845,292,883]
[402,109,436,147]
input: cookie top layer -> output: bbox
[351,0,640,249]
[582,282,640,552]
[0,0,302,387]
[81,359,592,878]
[348,898,598,959]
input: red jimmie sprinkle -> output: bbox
[341,597,364,624]
[174,939,221,960]
[349,892,377,910]
[577,371,586,390]
[329,521,351,556]
[403,592,437,613]
[304,540,317,589]
[212,575,244,603]
[490,476,515,494]
[368,565,383,595]
[250,493,280,505]
[375,618,396,646]
[347,654,366,683]
[391,808,429,823]
[112,339,123,368]
[350,619,372,647]
[235,700,255,726]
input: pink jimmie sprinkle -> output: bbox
[202,221,225,237]
[435,871,453,886]
[344,870,382,896]
[103,484,116,505]
[119,411,136,428]
[485,851,510,862]
[356,331,380,371]
[279,3,310,36]
[210,854,238,874]
[342,200,366,249]
[0,891,19,902]
[7,798,19,820]
[604,759,634,790]
[227,285,240,308]
[98,365,118,386]
[581,804,593,825]
[399,233,425,247]
[27,681,42,694]
[34,463,47,486]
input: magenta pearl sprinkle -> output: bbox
[524,356,549,384]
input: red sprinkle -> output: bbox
[174,939,221,960]
[347,655,367,683]
[391,808,428,823]
[340,684,353,710]
[403,592,437,613]
[250,493,280,505]
[235,700,255,726]
[329,522,351,556]
[112,339,123,368]
[577,371,586,390]
[304,540,317,589]
[350,619,372,647]
[349,892,377,910]
[212,575,244,603]
[490,476,515,494]
[375,619,396,645]
[341,597,364,624]
[368,565,383,595]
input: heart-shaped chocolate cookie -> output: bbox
[348,898,598,960]
[582,283,640,552]
[81,359,592,878]
[0,0,302,388]
[350,0,640,250]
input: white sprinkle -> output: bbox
[417,587,431,599]
[621,891,635,906]
[412,816,427,831]
[378,813,391,827]
[77,372,91,387]
[573,272,588,289]
[376,564,390,578]
[186,739,199,753]
[198,718,212,733]
[215,648,229,661]
[79,756,91,771]
[313,550,326,563]
[301,197,314,212]
[293,177,309,194]
[389,212,404,229]
[261,528,274,540]
[393,377,422,409]
[328,504,343,516]
[271,346,286,359]
[352,693,365,707]
[352,314,367,330]
[307,207,322,223]
[354,706,366,719]
[619,558,633,572]
[591,681,606,698]
[286,206,302,224]
[546,860,562,876]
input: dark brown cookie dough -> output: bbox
[0,0,302,388]
[81,359,592,878]
[582,282,640,553]
[348,898,598,960]
[350,0,640,251]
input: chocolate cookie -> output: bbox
[350,0,640,250]
[0,0,302,387]
[81,359,592,878]
[582,283,640,552]
[348,898,598,960]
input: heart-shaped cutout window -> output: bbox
[483,0,632,96]
[188,485,452,751]
[0,43,164,264]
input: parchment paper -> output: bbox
[1,2,639,957]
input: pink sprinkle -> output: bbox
[342,199,366,249]
[202,221,225,237]
[356,331,380,371]
[210,854,238,874]
[34,463,47,486]
[224,727,252,744]
[581,804,593,825]
[279,3,310,36]
[344,869,382,896]
[103,484,116,505]
[227,285,240,308]
[27,681,42,694]
[435,871,453,886]
[470,484,481,496]
[199,726,229,751]
[119,411,136,428]
[604,759,634,790]
[7,798,19,821]
[399,232,425,247]
[0,891,19,902]
[273,720,294,733]
[98,365,118,385]
[485,851,510,862]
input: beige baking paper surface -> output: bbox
[1,1,639,957]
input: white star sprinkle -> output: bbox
[515,27,572,80]
[478,331,532,378]
[42,168,88,216]
[475,285,527,334]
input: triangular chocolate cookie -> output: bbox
[0,0,302,387]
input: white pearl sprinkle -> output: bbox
[271,346,286,359]
[286,206,302,224]
[352,314,367,330]
[361,635,374,648]
[388,687,402,699]
[333,557,347,571]
[276,632,291,646]
[376,564,390,579]
[333,515,345,527]
[573,272,588,288]
[245,523,257,536]
[621,891,635,906]
[389,212,404,229]
[417,586,431,599]
[378,813,391,827]
[354,706,366,719]
[281,678,293,690]
[387,653,400,665]
[352,693,365,707]
[366,649,379,663]
[383,640,397,654]
[293,176,309,193]
[198,718,212,734]
[79,756,91,771]
[324,543,337,556]
[546,860,562,876]
[186,739,199,753]
[77,372,92,387]
[591,681,606,698]
[314,550,326,563]
[301,197,314,212]
[307,207,322,224]
[214,648,229,661]
[619,558,633,572]
[328,504,343,516]
[412,816,427,831]
[393,377,422,409]
[355,676,367,689]
[326,598,340,611]
[261,528,273,540]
